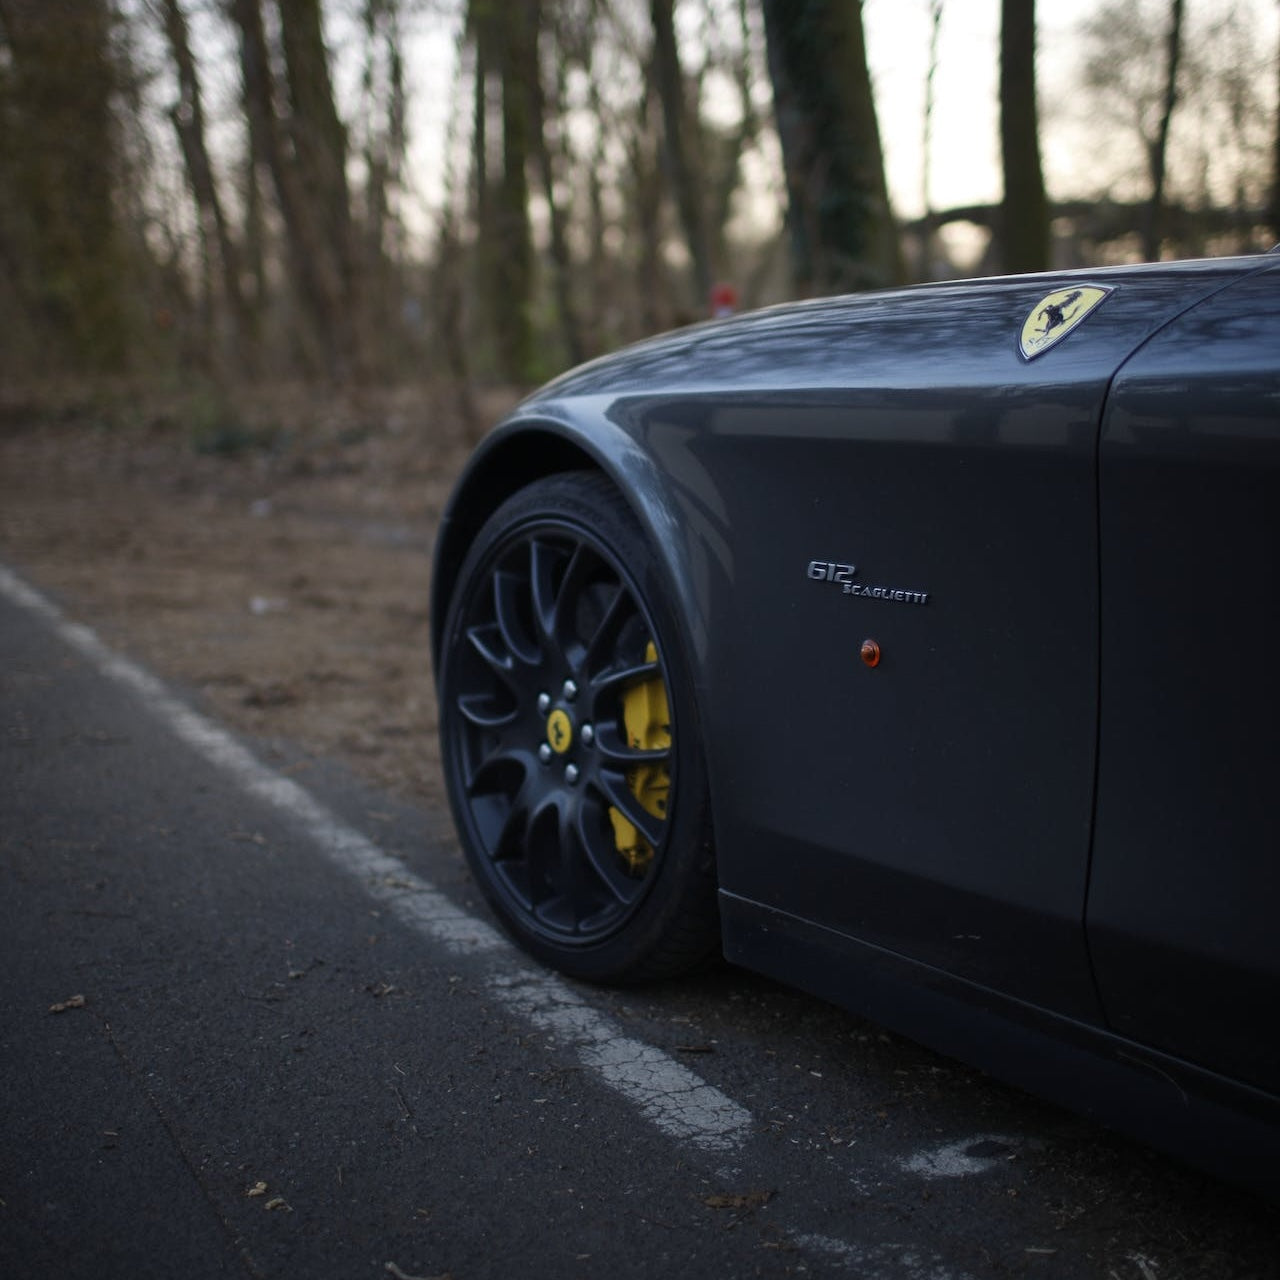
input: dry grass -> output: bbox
[0,382,518,808]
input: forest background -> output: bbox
[1,0,1279,420]
[2,0,1279,806]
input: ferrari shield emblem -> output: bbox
[1019,285,1114,360]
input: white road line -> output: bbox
[0,563,753,1153]
[489,970,750,1149]
[793,1234,973,1280]
[899,1134,1019,1180]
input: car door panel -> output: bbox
[1090,260,1280,1091]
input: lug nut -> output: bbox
[538,743,553,764]
[562,679,578,702]
[580,724,594,746]
[537,692,552,715]
[564,763,580,785]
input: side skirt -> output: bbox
[720,890,1280,1198]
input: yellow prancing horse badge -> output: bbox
[1019,285,1114,360]
[546,708,573,754]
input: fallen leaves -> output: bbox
[242,679,299,708]
[48,994,86,1014]
[245,1180,290,1211]
[703,1189,774,1211]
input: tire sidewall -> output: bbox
[437,472,717,983]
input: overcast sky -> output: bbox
[394,0,1278,237]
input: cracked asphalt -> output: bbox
[3,580,1278,1280]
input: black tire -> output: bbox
[437,471,719,982]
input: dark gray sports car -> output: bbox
[431,251,1280,1191]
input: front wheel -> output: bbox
[437,472,719,982]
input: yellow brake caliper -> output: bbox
[608,641,671,876]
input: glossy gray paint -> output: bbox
[1091,257,1280,1093]
[431,254,1279,1183]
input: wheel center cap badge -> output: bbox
[546,708,574,754]
[1019,285,1114,360]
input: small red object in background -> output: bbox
[710,283,738,317]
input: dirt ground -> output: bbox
[0,384,518,811]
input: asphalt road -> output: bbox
[2,564,1277,1280]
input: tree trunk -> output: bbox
[1145,0,1185,261]
[760,0,902,295]
[159,0,254,370]
[584,65,613,353]
[242,119,268,330]
[1270,1,1280,241]
[630,75,669,335]
[529,4,583,367]
[706,0,761,282]
[229,0,327,373]
[496,0,536,381]
[470,1,490,357]
[918,0,943,279]
[469,0,536,383]
[0,0,131,370]
[650,0,712,311]
[435,213,480,437]
[1000,0,1049,273]
[278,0,364,378]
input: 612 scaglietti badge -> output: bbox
[432,252,1280,1194]
[806,559,929,604]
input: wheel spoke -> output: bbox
[481,776,560,914]
[465,622,518,689]
[556,805,601,922]
[576,798,646,907]
[590,656,661,699]
[493,570,540,666]
[595,771,666,850]
[593,721,670,767]
[490,782,532,859]
[463,741,528,798]
[456,692,517,729]
[522,795,565,909]
[582,584,631,673]
[529,537,563,643]
[551,543,597,651]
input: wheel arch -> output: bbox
[430,415,708,707]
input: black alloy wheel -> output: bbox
[438,472,719,982]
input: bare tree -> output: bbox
[760,0,902,294]
[278,0,365,373]
[156,0,254,369]
[650,0,712,310]
[1080,0,1189,260]
[468,0,537,382]
[1270,0,1280,239]
[530,3,584,366]
[231,0,324,372]
[628,52,673,333]
[0,0,132,370]
[922,0,942,216]
[1000,0,1049,272]
[1077,0,1280,258]
[698,0,764,291]
[1146,0,1186,259]
[359,0,410,334]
